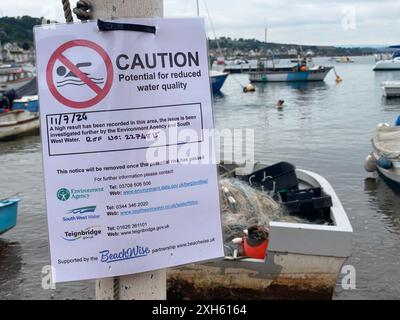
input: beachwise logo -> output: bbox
[56,187,104,201]
[99,245,150,263]
[62,226,102,241]
[63,206,100,222]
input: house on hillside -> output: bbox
[1,42,30,63]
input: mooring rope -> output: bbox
[113,277,120,300]
[61,0,73,23]
[231,74,246,90]
[73,0,93,21]
[61,0,92,22]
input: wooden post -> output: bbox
[90,0,163,20]
[90,0,166,300]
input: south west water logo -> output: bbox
[62,226,102,241]
[67,206,96,214]
[63,206,100,222]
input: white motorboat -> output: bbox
[382,81,400,98]
[168,162,353,299]
[0,110,40,139]
[365,123,400,186]
[374,50,400,71]
[0,65,35,93]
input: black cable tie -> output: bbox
[97,19,156,34]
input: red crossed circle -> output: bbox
[46,40,113,109]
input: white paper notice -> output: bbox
[34,18,224,282]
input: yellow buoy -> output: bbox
[243,83,255,93]
[335,76,343,82]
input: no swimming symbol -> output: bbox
[46,40,114,109]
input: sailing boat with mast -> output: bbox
[197,0,229,92]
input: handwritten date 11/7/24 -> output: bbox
[49,113,88,125]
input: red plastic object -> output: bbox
[243,238,268,259]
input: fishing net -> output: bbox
[219,177,306,256]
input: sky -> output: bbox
[0,0,399,46]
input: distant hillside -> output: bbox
[0,16,42,49]
[208,37,380,57]
[0,15,383,56]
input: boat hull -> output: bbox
[0,199,20,235]
[377,167,400,186]
[382,82,400,98]
[167,167,352,300]
[374,60,400,71]
[168,253,346,300]
[0,110,40,139]
[371,151,400,186]
[249,67,332,82]
[11,95,39,112]
[0,78,33,93]
[210,72,229,92]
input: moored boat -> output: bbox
[249,66,333,82]
[381,81,400,98]
[223,63,255,74]
[11,95,39,112]
[0,109,40,140]
[0,66,35,93]
[168,162,353,300]
[365,123,400,186]
[225,58,249,65]
[0,198,20,235]
[216,56,225,65]
[336,56,354,63]
[374,46,400,71]
[210,70,229,92]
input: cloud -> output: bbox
[180,0,400,45]
[0,0,399,45]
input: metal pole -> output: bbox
[264,27,267,45]
[91,0,166,300]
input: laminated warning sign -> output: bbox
[34,18,223,282]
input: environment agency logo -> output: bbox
[57,188,70,201]
[56,187,104,201]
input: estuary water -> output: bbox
[1,55,400,299]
